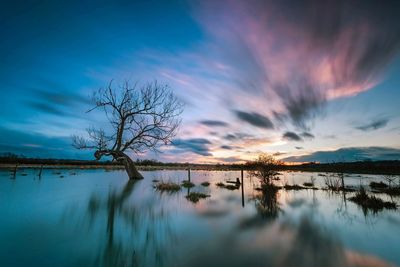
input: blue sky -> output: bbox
[1,0,400,163]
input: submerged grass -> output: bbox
[186,192,210,203]
[224,184,240,190]
[384,187,400,195]
[370,181,388,189]
[215,181,240,190]
[349,187,397,213]
[261,183,281,192]
[154,181,181,192]
[369,181,400,195]
[181,180,195,188]
[284,184,306,190]
[216,182,225,187]
[201,181,210,187]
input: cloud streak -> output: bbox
[234,110,274,129]
[199,120,229,127]
[284,146,400,163]
[356,118,389,131]
[171,138,212,156]
[283,132,303,142]
[196,0,400,129]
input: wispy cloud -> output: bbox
[234,110,274,129]
[171,138,212,156]
[27,102,69,116]
[199,120,229,127]
[301,132,315,139]
[0,127,90,159]
[26,82,90,118]
[283,132,303,142]
[195,0,400,129]
[273,151,286,156]
[356,118,389,131]
[284,146,400,163]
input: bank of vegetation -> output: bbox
[1,155,400,175]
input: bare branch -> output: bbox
[72,80,183,161]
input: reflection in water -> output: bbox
[278,216,348,267]
[180,215,393,267]
[1,169,399,267]
[239,184,281,229]
[82,180,176,267]
[254,185,281,220]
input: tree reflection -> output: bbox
[254,185,281,220]
[240,183,281,229]
[83,180,176,267]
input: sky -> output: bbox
[1,0,400,163]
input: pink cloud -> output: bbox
[194,0,400,129]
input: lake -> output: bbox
[0,169,399,267]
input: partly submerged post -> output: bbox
[12,164,18,179]
[38,165,43,178]
[188,168,191,182]
[339,172,347,207]
[241,169,245,207]
[340,173,345,189]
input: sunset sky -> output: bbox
[1,0,400,163]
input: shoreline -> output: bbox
[1,163,400,175]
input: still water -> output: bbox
[0,169,399,267]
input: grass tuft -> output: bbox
[224,184,240,190]
[201,181,210,187]
[384,187,400,196]
[181,180,195,188]
[284,184,306,190]
[154,181,181,192]
[370,181,388,189]
[186,192,210,203]
[216,182,225,187]
[349,187,397,213]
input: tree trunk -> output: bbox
[95,150,143,180]
[121,155,143,180]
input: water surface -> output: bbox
[0,169,399,267]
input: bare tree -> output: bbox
[72,80,183,179]
[248,153,280,185]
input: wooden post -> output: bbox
[241,169,245,207]
[339,172,347,207]
[38,165,43,178]
[340,172,345,190]
[187,168,191,197]
[12,164,18,179]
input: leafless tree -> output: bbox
[72,80,183,179]
[248,153,280,185]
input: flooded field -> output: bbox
[0,169,399,267]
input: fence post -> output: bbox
[38,165,43,178]
[12,164,18,179]
[241,169,245,207]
